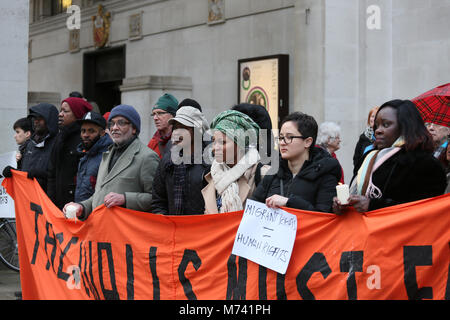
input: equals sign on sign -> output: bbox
[263,227,274,238]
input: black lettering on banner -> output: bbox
[226,254,247,300]
[258,266,267,300]
[30,202,43,265]
[257,266,287,300]
[149,246,160,300]
[44,222,61,271]
[57,236,79,281]
[97,242,119,300]
[125,244,134,300]
[403,246,433,300]
[276,273,287,300]
[88,241,100,300]
[296,252,332,300]
[178,249,202,300]
[78,241,91,297]
[340,251,364,300]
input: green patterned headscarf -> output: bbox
[210,110,260,149]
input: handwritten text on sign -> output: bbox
[232,199,297,274]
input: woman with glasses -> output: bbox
[251,112,342,212]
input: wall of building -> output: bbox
[0,0,29,154]
[29,0,297,144]
[392,0,450,98]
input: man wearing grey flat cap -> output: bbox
[63,104,160,220]
[151,106,211,215]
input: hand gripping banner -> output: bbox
[3,170,450,300]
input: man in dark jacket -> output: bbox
[151,106,211,215]
[47,97,93,209]
[2,103,59,192]
[74,111,112,202]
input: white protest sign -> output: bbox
[232,199,297,274]
[0,151,17,218]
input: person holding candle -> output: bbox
[333,99,447,214]
[251,112,342,212]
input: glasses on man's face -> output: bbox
[275,135,306,145]
[152,111,170,118]
[108,119,130,129]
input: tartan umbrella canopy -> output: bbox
[412,83,450,128]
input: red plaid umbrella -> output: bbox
[412,83,450,128]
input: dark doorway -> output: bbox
[83,45,125,114]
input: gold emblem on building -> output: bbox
[92,4,111,49]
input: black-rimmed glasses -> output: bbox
[275,135,307,144]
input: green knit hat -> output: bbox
[211,110,260,149]
[153,93,179,116]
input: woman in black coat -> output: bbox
[251,112,342,213]
[333,99,447,213]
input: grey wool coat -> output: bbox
[79,137,160,219]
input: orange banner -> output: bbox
[3,170,450,300]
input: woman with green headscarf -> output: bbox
[202,110,270,214]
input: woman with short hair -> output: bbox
[317,121,344,184]
[251,112,342,212]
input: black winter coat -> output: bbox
[21,103,59,192]
[251,147,342,213]
[353,148,447,211]
[352,133,373,177]
[74,134,113,202]
[47,122,83,209]
[151,149,211,215]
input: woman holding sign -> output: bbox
[202,110,270,214]
[333,99,447,213]
[251,112,342,212]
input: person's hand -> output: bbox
[265,195,289,209]
[63,202,83,218]
[2,166,14,178]
[332,196,350,215]
[348,195,370,213]
[16,152,22,163]
[104,192,125,208]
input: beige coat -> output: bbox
[201,163,270,214]
[80,138,160,218]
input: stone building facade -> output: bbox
[25,0,450,182]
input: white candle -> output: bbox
[336,184,350,205]
[65,205,77,219]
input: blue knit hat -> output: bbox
[109,104,141,134]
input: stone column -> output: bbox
[120,75,192,144]
[0,0,29,154]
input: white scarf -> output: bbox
[211,147,260,213]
